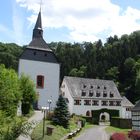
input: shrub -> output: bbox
[110,133,127,140]
[128,130,140,140]
[80,118,86,127]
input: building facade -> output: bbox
[61,76,133,119]
[131,100,140,130]
[18,10,60,109]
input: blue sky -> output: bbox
[1,0,140,46]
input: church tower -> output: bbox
[18,9,60,109]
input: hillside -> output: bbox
[1,30,140,103]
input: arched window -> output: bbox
[86,110,90,117]
[36,75,44,88]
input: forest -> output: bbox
[1,30,140,103]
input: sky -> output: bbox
[1,0,140,46]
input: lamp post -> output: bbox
[42,106,47,138]
[48,99,52,117]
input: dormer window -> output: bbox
[36,75,44,88]
[104,86,107,90]
[103,91,107,97]
[81,90,86,96]
[89,91,93,97]
[103,93,107,97]
[110,92,114,98]
[90,85,93,89]
[96,91,100,97]
[83,84,87,88]
[97,86,100,89]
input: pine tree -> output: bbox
[53,95,70,128]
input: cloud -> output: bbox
[16,0,140,42]
[12,1,25,45]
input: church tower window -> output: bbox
[37,75,44,88]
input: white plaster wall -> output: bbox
[18,59,60,109]
[72,101,122,116]
[121,107,132,118]
[61,80,74,114]
[61,80,123,117]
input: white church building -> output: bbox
[61,76,134,119]
[18,10,60,109]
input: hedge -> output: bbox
[91,108,119,124]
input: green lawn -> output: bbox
[31,119,78,140]
[31,116,94,140]
[105,126,131,134]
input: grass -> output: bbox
[31,116,95,140]
[67,122,94,140]
[31,119,78,140]
[105,126,131,135]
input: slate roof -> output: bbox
[64,76,122,99]
[132,100,140,111]
[122,96,134,107]
[28,38,52,52]
[20,48,58,63]
[20,9,58,63]
[27,10,52,52]
[34,11,42,29]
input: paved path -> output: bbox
[17,111,44,140]
[75,126,109,140]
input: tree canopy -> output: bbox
[1,30,140,103]
[0,64,21,116]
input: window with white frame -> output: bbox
[84,100,91,105]
[74,100,81,105]
[92,100,99,106]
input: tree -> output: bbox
[53,95,70,128]
[0,64,21,116]
[69,65,87,77]
[0,42,23,70]
[69,68,78,77]
[105,67,119,84]
[19,74,36,115]
[135,70,140,101]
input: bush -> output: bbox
[128,130,140,140]
[110,133,127,140]
[80,118,86,127]
[111,117,132,129]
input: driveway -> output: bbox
[75,126,109,140]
